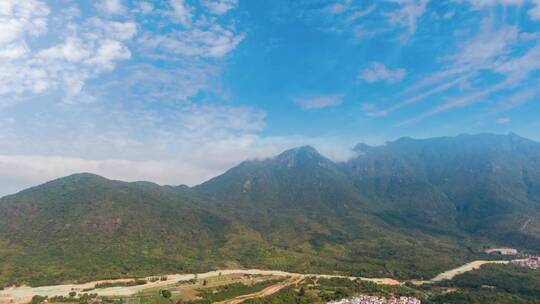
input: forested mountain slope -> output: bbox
[1,133,539,286]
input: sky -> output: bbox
[0,0,540,195]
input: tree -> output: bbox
[31,295,48,304]
[160,289,172,299]
[69,291,77,298]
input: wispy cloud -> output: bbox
[201,0,239,15]
[378,15,540,124]
[169,0,194,27]
[324,0,353,14]
[138,0,244,59]
[96,0,127,15]
[530,0,540,20]
[360,62,406,84]
[374,71,475,117]
[455,0,540,22]
[493,85,540,113]
[293,95,343,110]
[384,0,429,36]
[348,5,376,21]
[400,79,513,125]
[138,25,245,59]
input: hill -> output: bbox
[0,173,236,285]
[1,133,539,286]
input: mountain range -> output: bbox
[1,133,539,287]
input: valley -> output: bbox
[0,258,524,304]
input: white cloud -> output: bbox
[201,0,239,15]
[521,31,540,41]
[136,2,154,14]
[170,0,194,27]
[96,0,127,15]
[0,8,137,100]
[372,70,475,117]
[443,9,456,19]
[0,43,28,60]
[94,64,217,103]
[529,0,540,20]
[401,39,540,123]
[493,85,540,113]
[138,0,244,59]
[315,2,376,40]
[494,43,540,82]
[86,39,131,69]
[324,0,353,14]
[348,5,376,20]
[380,17,540,122]
[385,0,429,35]
[36,37,92,62]
[139,24,244,58]
[293,95,343,110]
[453,0,525,7]
[454,0,540,21]
[360,62,406,84]
[0,0,244,106]
[0,0,49,48]
[452,25,518,66]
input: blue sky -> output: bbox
[0,0,539,194]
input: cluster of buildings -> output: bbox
[512,256,540,270]
[327,296,421,304]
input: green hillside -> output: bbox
[1,133,539,287]
[0,174,236,285]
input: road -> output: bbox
[430,260,509,282]
[0,261,511,304]
[216,276,304,304]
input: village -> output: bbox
[327,296,421,304]
[512,255,540,270]
[484,247,540,270]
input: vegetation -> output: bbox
[26,265,540,304]
[186,280,281,303]
[177,278,198,285]
[243,278,421,304]
[429,264,540,303]
[0,133,539,297]
[83,280,147,291]
[160,289,172,299]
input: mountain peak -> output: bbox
[49,172,111,185]
[274,145,332,168]
[10,173,110,197]
[276,145,320,159]
[281,145,318,154]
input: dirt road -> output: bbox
[429,260,509,282]
[217,276,304,304]
[0,269,401,304]
[0,261,510,304]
